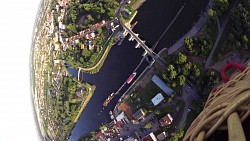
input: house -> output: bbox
[106,22,114,29]
[157,132,167,141]
[53,60,60,64]
[95,131,107,141]
[159,114,173,126]
[101,20,106,26]
[88,40,94,50]
[116,112,125,122]
[133,109,145,121]
[80,43,85,49]
[116,112,130,125]
[142,132,158,141]
[122,9,132,19]
[90,32,95,39]
[126,0,131,4]
[151,93,164,106]
[120,103,134,120]
[124,137,138,141]
[54,43,60,51]
[59,22,65,29]
[151,75,174,96]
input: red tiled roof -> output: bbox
[142,134,154,141]
[120,103,134,120]
[159,114,172,126]
[95,131,103,139]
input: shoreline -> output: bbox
[67,85,96,139]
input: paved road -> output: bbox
[177,84,199,130]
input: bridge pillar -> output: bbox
[128,35,135,41]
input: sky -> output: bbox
[0,0,41,140]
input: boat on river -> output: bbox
[103,92,115,106]
[126,72,137,84]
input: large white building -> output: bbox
[151,75,174,96]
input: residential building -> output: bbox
[133,109,145,121]
[151,75,174,96]
[95,131,107,141]
[116,111,130,126]
[159,114,173,126]
[124,137,138,141]
[80,43,85,49]
[142,132,158,141]
[88,40,94,50]
[157,132,167,141]
[120,103,134,121]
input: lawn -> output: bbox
[155,106,174,119]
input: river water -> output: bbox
[68,0,208,140]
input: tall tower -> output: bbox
[184,61,250,141]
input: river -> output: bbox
[68,0,208,140]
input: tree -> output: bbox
[67,24,78,35]
[213,0,229,17]
[86,14,94,22]
[228,33,235,41]
[82,48,91,58]
[99,125,107,131]
[97,27,102,34]
[170,129,184,141]
[178,75,186,86]
[184,37,194,53]
[208,9,217,19]
[144,122,152,129]
[242,35,248,43]
[176,52,187,65]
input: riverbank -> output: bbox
[66,85,96,139]
[74,85,96,123]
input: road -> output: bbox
[177,84,199,130]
